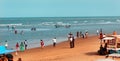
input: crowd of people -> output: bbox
[3,28,118,61]
[3,30,90,51]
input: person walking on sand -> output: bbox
[52,37,56,47]
[40,40,44,48]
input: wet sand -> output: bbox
[12,36,120,61]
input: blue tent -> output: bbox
[0,46,15,55]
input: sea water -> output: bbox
[0,16,120,49]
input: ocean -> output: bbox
[0,16,120,49]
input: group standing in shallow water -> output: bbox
[15,40,28,52]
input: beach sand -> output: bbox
[12,36,120,61]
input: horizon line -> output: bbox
[0,16,120,18]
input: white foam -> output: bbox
[0,23,22,26]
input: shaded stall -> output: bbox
[99,35,120,57]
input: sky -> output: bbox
[0,0,120,17]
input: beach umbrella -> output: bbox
[0,46,15,55]
[95,58,115,61]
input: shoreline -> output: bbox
[10,35,102,61]
[17,34,97,50]
[12,35,120,61]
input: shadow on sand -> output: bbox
[85,51,99,56]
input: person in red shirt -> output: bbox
[16,42,19,51]
[40,40,44,48]
[99,32,103,40]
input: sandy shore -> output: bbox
[12,36,120,61]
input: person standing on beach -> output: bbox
[52,37,56,47]
[82,33,84,39]
[69,36,75,48]
[76,31,79,38]
[68,32,73,40]
[70,37,73,48]
[5,40,8,48]
[24,40,28,50]
[20,42,25,52]
[99,32,103,39]
[85,31,88,38]
[80,31,82,38]
[103,34,106,43]
[99,32,103,44]
[72,36,75,48]
[16,42,19,51]
[97,30,99,35]
[40,40,44,48]
[113,31,117,35]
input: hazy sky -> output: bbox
[0,0,120,17]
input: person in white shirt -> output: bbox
[24,40,28,50]
[5,40,8,48]
[97,30,99,35]
[53,37,56,47]
[70,37,73,48]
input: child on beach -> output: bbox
[40,40,44,48]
